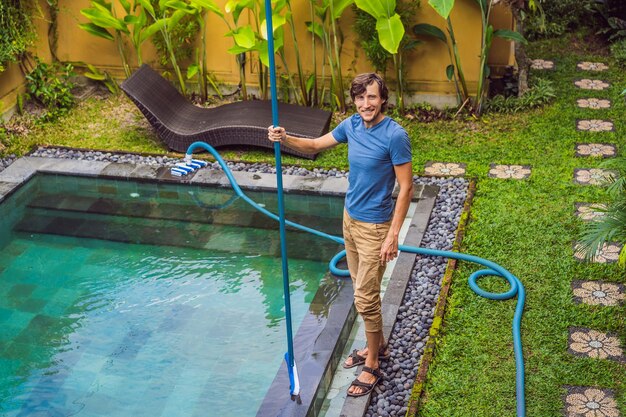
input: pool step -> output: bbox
[27,193,343,236]
[15,207,341,262]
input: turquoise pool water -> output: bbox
[0,174,344,416]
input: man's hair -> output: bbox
[350,73,389,112]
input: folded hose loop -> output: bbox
[183,141,526,417]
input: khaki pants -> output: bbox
[343,209,391,333]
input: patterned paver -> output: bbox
[577,62,610,72]
[531,59,555,70]
[576,98,612,109]
[576,120,615,132]
[575,143,617,158]
[424,162,466,177]
[574,203,607,221]
[573,242,621,263]
[573,169,617,185]
[567,328,624,361]
[572,280,625,306]
[488,164,531,179]
[564,386,620,417]
[574,79,611,90]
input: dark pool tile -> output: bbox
[18,298,47,314]
[8,284,37,299]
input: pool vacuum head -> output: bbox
[170,159,208,177]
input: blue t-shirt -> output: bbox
[332,114,412,223]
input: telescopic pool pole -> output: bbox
[264,0,301,403]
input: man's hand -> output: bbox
[380,232,399,265]
[268,125,286,143]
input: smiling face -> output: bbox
[354,82,386,128]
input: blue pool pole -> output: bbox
[264,0,301,402]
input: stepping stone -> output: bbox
[530,59,555,70]
[574,203,606,221]
[574,79,610,90]
[573,241,621,263]
[567,327,623,361]
[488,164,531,179]
[563,386,620,417]
[576,119,614,132]
[572,280,625,306]
[424,162,466,177]
[575,143,616,158]
[573,168,617,185]
[576,98,612,109]
[577,61,609,71]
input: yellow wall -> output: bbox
[1,0,515,114]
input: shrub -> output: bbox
[578,157,626,267]
[485,78,556,114]
[611,38,626,65]
[0,1,36,72]
[25,58,76,122]
[525,0,595,40]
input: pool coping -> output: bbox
[0,156,438,417]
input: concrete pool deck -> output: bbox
[0,155,439,417]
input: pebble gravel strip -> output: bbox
[15,147,468,416]
[367,177,467,417]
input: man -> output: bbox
[268,73,413,397]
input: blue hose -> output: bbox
[184,141,526,417]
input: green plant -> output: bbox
[353,0,420,113]
[0,1,36,73]
[149,1,198,69]
[25,58,76,122]
[83,63,120,94]
[525,0,594,40]
[578,158,626,267]
[415,0,525,115]
[485,78,555,113]
[305,0,354,112]
[610,38,626,65]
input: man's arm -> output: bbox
[268,126,339,154]
[380,162,414,264]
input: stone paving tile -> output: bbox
[576,98,612,109]
[577,61,610,72]
[423,161,466,177]
[575,143,617,158]
[573,168,617,186]
[572,280,625,306]
[573,242,621,263]
[574,79,611,90]
[567,327,624,361]
[576,119,615,132]
[488,164,531,179]
[563,386,620,417]
[574,203,607,221]
[530,59,555,70]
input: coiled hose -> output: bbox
[184,141,526,417]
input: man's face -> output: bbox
[354,82,385,127]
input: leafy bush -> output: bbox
[485,78,556,114]
[578,158,626,267]
[525,0,595,40]
[611,38,626,65]
[0,1,36,72]
[25,59,76,122]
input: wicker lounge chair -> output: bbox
[121,64,332,159]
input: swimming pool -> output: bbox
[0,173,345,416]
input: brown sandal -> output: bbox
[347,366,383,397]
[342,345,391,369]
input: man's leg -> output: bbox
[343,212,390,395]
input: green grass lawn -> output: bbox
[2,32,624,417]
